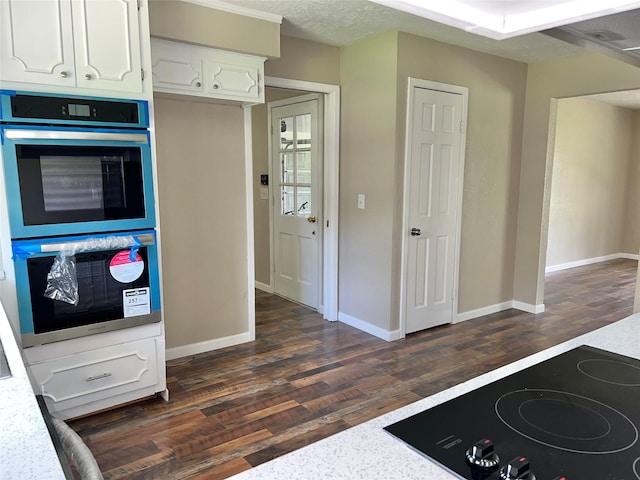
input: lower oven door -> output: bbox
[13,230,161,347]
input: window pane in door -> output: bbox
[281,152,294,183]
[281,186,295,215]
[296,151,311,183]
[296,114,311,149]
[297,187,311,217]
[280,117,294,150]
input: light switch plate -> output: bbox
[358,194,365,209]
[260,187,269,200]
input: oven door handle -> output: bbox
[40,233,155,253]
[12,233,155,257]
[4,129,148,143]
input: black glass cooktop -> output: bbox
[384,346,640,480]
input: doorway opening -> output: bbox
[542,91,640,312]
[250,77,339,332]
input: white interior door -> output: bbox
[271,96,323,309]
[405,85,465,334]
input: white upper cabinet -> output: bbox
[150,39,204,94]
[71,0,143,92]
[151,38,265,104]
[205,59,260,101]
[0,0,143,94]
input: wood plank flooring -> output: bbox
[68,259,637,479]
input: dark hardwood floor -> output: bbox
[69,259,637,479]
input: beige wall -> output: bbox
[265,36,341,85]
[338,31,527,332]
[149,2,640,344]
[148,0,279,57]
[623,111,640,254]
[547,98,636,267]
[339,32,400,330]
[154,97,248,349]
[149,4,342,348]
[514,52,640,307]
[397,33,527,315]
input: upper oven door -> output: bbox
[1,125,155,238]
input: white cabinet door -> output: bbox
[0,0,75,86]
[72,0,143,93]
[151,39,204,93]
[150,38,265,104]
[0,0,142,93]
[205,60,260,101]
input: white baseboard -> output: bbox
[340,300,547,339]
[456,300,545,323]
[255,281,273,293]
[455,301,514,323]
[338,312,404,341]
[165,332,252,361]
[512,301,545,314]
[546,253,639,273]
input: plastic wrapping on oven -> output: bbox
[44,235,140,306]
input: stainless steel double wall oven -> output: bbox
[0,91,161,346]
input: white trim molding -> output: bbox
[255,281,273,293]
[512,301,545,314]
[546,252,639,273]
[456,300,545,323]
[338,313,404,342]
[244,107,256,342]
[165,332,252,360]
[179,0,282,23]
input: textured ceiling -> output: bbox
[212,0,640,108]
[219,0,584,63]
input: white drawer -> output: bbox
[29,338,159,413]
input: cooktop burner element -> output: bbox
[577,359,640,386]
[495,389,637,454]
[384,346,640,480]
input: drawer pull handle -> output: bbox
[85,372,112,382]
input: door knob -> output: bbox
[411,227,421,236]
[307,215,317,223]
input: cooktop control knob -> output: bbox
[499,456,536,480]
[465,438,500,469]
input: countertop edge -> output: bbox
[0,302,67,480]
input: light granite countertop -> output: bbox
[229,313,640,480]
[0,304,66,480]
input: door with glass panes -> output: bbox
[271,95,323,309]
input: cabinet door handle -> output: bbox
[85,372,112,382]
[195,82,202,87]
[85,73,92,80]
[212,83,219,89]
[60,71,69,78]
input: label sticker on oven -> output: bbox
[110,250,144,283]
[123,288,151,317]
